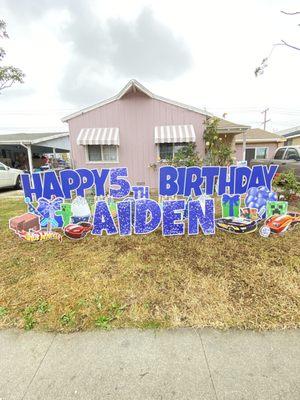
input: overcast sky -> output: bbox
[0,0,300,134]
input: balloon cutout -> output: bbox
[245,186,277,218]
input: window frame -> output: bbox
[157,142,190,161]
[245,146,268,160]
[85,145,119,164]
[274,147,287,160]
[284,147,299,160]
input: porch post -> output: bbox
[242,131,247,162]
[27,144,33,174]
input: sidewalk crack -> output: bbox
[196,330,219,400]
[21,333,57,400]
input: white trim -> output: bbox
[282,133,300,140]
[236,138,285,144]
[62,79,213,122]
[31,132,69,144]
[84,144,119,163]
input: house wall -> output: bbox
[67,91,208,188]
[235,142,282,161]
[287,137,300,146]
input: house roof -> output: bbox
[0,131,69,145]
[62,79,249,134]
[235,128,286,143]
[217,118,250,134]
[62,79,214,122]
[277,126,300,139]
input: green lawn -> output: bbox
[0,196,299,332]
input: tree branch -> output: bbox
[275,40,300,51]
[281,10,300,15]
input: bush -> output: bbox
[273,170,300,201]
[203,118,233,165]
[168,143,202,167]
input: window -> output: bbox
[274,148,286,159]
[285,148,299,160]
[87,145,118,162]
[159,142,188,160]
[245,147,267,163]
[255,147,267,159]
[0,162,6,171]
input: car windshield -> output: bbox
[275,215,287,221]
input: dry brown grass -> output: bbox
[0,197,299,332]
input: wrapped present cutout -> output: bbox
[221,194,241,218]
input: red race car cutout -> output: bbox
[265,212,300,234]
[64,222,93,240]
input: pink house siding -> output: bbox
[235,142,281,161]
[68,91,207,188]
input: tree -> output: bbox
[255,10,300,76]
[0,20,24,92]
[203,118,233,166]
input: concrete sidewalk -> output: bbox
[0,329,299,400]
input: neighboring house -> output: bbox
[62,79,248,188]
[0,132,70,173]
[235,128,285,164]
[277,126,300,146]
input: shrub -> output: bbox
[203,118,233,165]
[273,170,300,201]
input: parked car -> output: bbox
[250,146,300,180]
[0,162,23,189]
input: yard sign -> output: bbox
[8,165,298,241]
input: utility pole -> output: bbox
[261,108,271,130]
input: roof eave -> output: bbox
[235,138,286,143]
[62,79,213,122]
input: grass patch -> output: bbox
[0,197,299,332]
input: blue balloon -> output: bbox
[245,195,255,205]
[245,185,278,211]
[247,187,258,196]
[256,198,265,208]
[248,201,257,209]
[268,192,278,201]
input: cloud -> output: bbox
[57,55,114,106]
[0,85,34,99]
[108,9,192,80]
[2,1,192,106]
[59,6,192,105]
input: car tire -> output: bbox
[15,175,22,189]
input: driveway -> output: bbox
[0,188,23,198]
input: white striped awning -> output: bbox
[77,128,120,145]
[154,125,196,144]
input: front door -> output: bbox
[245,148,255,164]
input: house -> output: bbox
[277,126,300,146]
[234,128,285,164]
[0,131,70,173]
[62,80,248,189]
